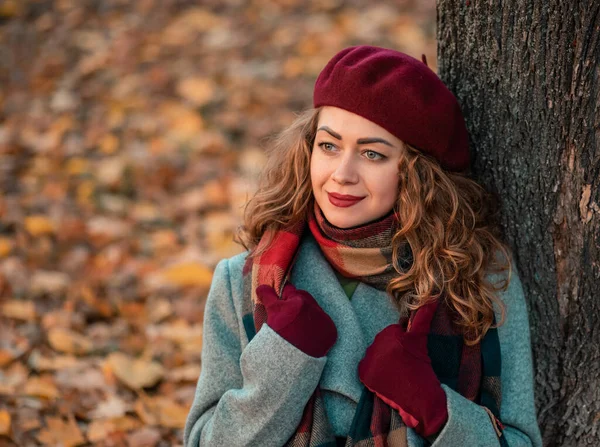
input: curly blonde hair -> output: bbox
[235,107,512,345]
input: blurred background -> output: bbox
[0,1,435,445]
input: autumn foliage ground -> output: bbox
[0,1,435,445]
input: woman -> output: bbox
[184,46,543,446]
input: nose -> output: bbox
[331,153,359,184]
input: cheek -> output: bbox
[310,153,327,186]
[369,169,399,202]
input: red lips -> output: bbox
[327,192,365,208]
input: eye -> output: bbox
[364,150,385,161]
[318,142,337,152]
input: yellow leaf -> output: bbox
[0,409,11,436]
[65,157,89,175]
[37,415,86,447]
[0,0,21,18]
[100,134,119,154]
[47,328,93,355]
[2,300,36,321]
[24,375,59,399]
[24,215,55,236]
[0,237,13,257]
[148,320,202,349]
[86,419,115,443]
[176,77,216,106]
[134,398,159,425]
[162,262,213,287]
[76,180,95,205]
[157,399,188,428]
[106,352,164,390]
[0,349,15,368]
[86,416,141,442]
[160,102,204,143]
[134,395,187,429]
[28,350,80,371]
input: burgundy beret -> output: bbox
[313,45,470,172]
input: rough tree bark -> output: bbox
[437,1,600,446]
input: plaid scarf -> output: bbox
[241,201,508,446]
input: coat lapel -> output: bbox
[290,232,401,404]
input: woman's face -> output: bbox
[310,106,404,229]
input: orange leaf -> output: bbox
[47,328,93,355]
[161,262,213,288]
[24,375,59,399]
[37,415,86,447]
[24,215,55,236]
[176,77,216,106]
[0,237,13,257]
[106,352,164,390]
[2,300,36,321]
[0,409,11,436]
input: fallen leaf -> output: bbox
[0,362,27,395]
[24,375,60,399]
[0,0,21,18]
[65,157,90,176]
[146,320,203,353]
[0,237,13,257]
[37,415,86,447]
[86,419,115,443]
[176,77,217,106]
[156,397,188,428]
[160,102,204,143]
[14,406,41,432]
[0,338,30,368]
[106,352,164,390]
[47,328,94,355]
[146,298,173,324]
[96,156,126,187]
[167,364,201,382]
[88,395,129,419]
[0,409,11,436]
[161,262,213,288]
[134,398,158,426]
[55,366,108,391]
[0,349,15,368]
[28,350,80,371]
[79,286,113,318]
[134,395,187,428]
[100,134,119,154]
[24,215,55,236]
[2,300,36,321]
[180,179,229,213]
[86,416,141,442]
[127,426,161,447]
[31,270,70,294]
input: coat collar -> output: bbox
[290,232,401,403]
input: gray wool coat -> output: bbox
[184,232,543,446]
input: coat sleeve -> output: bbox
[429,264,543,447]
[183,258,328,447]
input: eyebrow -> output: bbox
[317,126,394,147]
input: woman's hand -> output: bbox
[256,283,337,358]
[357,300,448,437]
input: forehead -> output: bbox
[316,106,400,143]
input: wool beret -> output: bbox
[313,45,470,172]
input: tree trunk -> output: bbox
[436,1,600,445]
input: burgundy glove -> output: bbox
[358,300,448,437]
[256,283,337,358]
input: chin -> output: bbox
[321,208,364,229]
